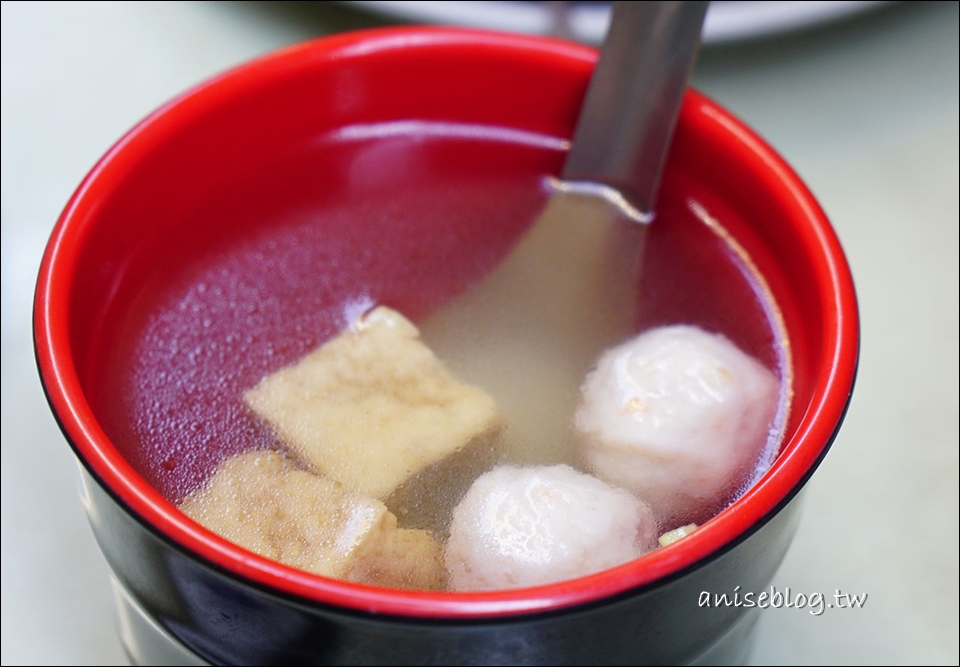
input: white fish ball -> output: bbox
[575,325,780,526]
[444,465,658,591]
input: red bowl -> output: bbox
[34,27,858,664]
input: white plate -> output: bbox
[345,1,890,44]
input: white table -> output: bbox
[2,2,957,664]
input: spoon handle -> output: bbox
[562,1,709,216]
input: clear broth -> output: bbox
[93,126,789,530]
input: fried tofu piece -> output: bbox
[180,450,442,589]
[243,307,501,528]
[345,525,445,590]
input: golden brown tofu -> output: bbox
[179,450,442,589]
[346,526,445,591]
[244,307,501,528]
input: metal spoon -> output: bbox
[561,1,709,218]
[420,2,709,465]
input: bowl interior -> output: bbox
[36,28,856,617]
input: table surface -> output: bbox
[2,2,957,664]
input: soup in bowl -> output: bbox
[34,27,858,665]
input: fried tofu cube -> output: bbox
[243,307,501,525]
[345,525,445,590]
[180,450,443,589]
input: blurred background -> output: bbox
[2,2,957,664]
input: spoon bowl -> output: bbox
[419,2,709,463]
